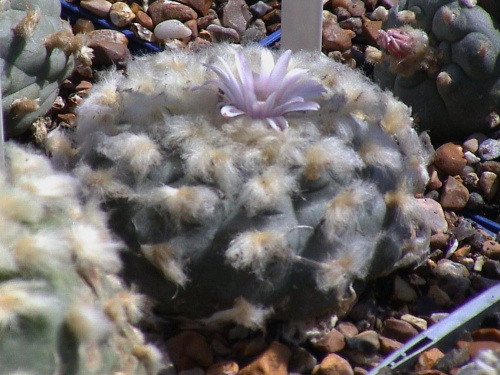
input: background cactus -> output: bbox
[373,0,500,142]
[63,44,432,326]
[0,143,163,374]
[1,0,78,137]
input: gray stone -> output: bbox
[478,138,500,161]
[249,1,272,18]
[221,0,252,35]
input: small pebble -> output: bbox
[346,330,380,353]
[415,348,444,370]
[239,341,290,375]
[381,318,418,343]
[439,177,469,211]
[401,314,428,332]
[434,142,467,176]
[478,138,500,161]
[393,275,418,302]
[434,348,470,373]
[314,353,354,375]
[154,19,192,39]
[110,2,135,27]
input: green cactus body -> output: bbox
[374,0,500,141]
[1,0,75,137]
[0,143,162,374]
[70,44,431,326]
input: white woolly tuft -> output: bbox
[132,344,164,375]
[323,181,379,243]
[184,145,240,194]
[141,244,189,287]
[240,166,296,217]
[70,223,122,274]
[104,291,145,325]
[65,303,112,343]
[0,189,44,224]
[97,133,161,178]
[225,231,289,277]
[73,164,133,200]
[43,128,75,170]
[17,173,78,201]
[315,238,374,292]
[201,296,273,330]
[0,280,61,330]
[302,138,364,181]
[149,185,219,228]
[357,127,403,172]
[12,232,72,274]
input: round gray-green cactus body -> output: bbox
[0,143,163,374]
[72,45,432,326]
[374,0,500,141]
[1,0,75,137]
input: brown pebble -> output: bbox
[347,0,365,17]
[451,244,471,262]
[80,0,112,18]
[434,143,467,176]
[439,177,469,211]
[482,240,500,260]
[86,29,129,46]
[427,285,451,307]
[479,171,499,200]
[417,198,448,234]
[472,328,500,342]
[314,328,346,353]
[178,0,214,16]
[87,41,131,67]
[73,18,95,34]
[457,340,500,358]
[382,318,418,343]
[361,17,381,45]
[57,113,76,127]
[136,10,154,30]
[393,275,417,302]
[331,0,353,8]
[148,1,198,26]
[110,2,136,27]
[415,348,444,370]
[379,335,403,353]
[313,353,354,375]
[166,331,213,368]
[238,341,291,375]
[337,321,359,339]
[322,11,355,53]
[430,232,450,250]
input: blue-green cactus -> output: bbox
[0,142,163,374]
[65,44,432,327]
[374,0,500,141]
[1,0,78,137]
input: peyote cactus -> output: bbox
[66,44,432,326]
[373,0,500,142]
[1,0,78,137]
[0,143,163,374]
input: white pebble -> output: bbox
[154,19,192,40]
